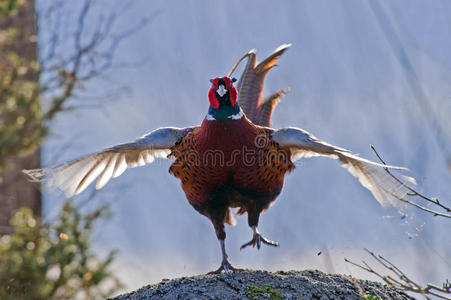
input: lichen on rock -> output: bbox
[111,270,413,300]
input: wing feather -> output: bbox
[271,127,413,208]
[23,127,194,197]
[96,154,117,190]
[76,159,107,196]
[112,153,127,178]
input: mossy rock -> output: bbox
[245,285,283,300]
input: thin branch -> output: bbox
[74,0,93,54]
[371,145,448,209]
[38,0,64,64]
[371,145,451,219]
[38,0,153,119]
[345,249,451,299]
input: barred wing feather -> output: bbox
[271,127,414,208]
[23,127,194,197]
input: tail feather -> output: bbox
[228,44,291,125]
[257,88,291,127]
[255,44,291,73]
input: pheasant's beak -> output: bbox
[216,84,227,97]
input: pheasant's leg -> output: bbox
[240,211,279,250]
[208,217,243,274]
[208,239,243,274]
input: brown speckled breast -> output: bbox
[232,129,294,196]
[169,117,294,204]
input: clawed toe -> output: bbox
[240,233,279,250]
[208,260,245,274]
[260,235,279,247]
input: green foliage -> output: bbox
[0,0,44,173]
[0,202,121,299]
[0,0,77,175]
[245,285,283,300]
[1,2,142,298]
[363,293,381,300]
[0,1,140,299]
[0,0,21,18]
[0,0,145,175]
[0,52,43,170]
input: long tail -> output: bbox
[228,44,291,126]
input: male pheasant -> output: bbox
[24,44,411,273]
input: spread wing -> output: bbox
[23,127,195,197]
[228,44,291,125]
[271,127,414,208]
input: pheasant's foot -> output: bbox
[208,259,245,274]
[240,227,279,250]
[208,239,245,274]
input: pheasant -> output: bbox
[24,44,411,273]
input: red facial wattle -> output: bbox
[207,77,237,109]
[208,77,220,109]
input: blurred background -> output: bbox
[1,0,450,298]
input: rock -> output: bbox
[110,270,413,300]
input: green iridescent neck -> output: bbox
[207,104,242,121]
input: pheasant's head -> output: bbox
[207,77,242,121]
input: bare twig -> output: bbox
[38,0,152,121]
[371,145,451,219]
[345,249,451,299]
[0,0,152,173]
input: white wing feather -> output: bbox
[271,127,413,208]
[23,127,193,197]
